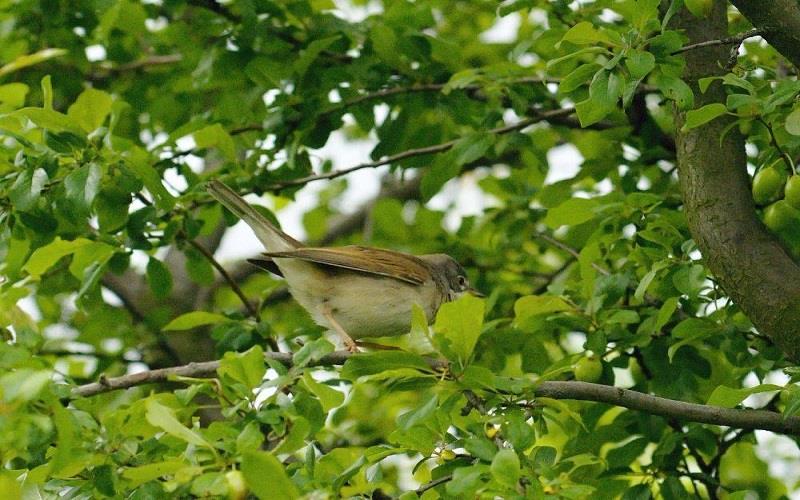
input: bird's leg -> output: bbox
[321,306,359,353]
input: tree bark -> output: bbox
[730,0,800,67]
[674,1,800,360]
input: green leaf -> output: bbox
[67,88,114,133]
[575,70,623,126]
[682,103,727,131]
[491,449,521,488]
[514,295,573,325]
[396,393,438,430]
[561,21,611,45]
[302,373,344,411]
[707,384,781,408]
[341,351,432,380]
[236,422,265,454]
[122,461,187,488]
[543,198,598,228]
[421,133,493,201]
[23,237,92,278]
[0,48,67,78]
[10,167,48,211]
[786,108,800,136]
[185,247,215,286]
[13,107,79,132]
[241,451,298,500]
[0,83,29,109]
[684,0,712,17]
[782,389,800,418]
[0,369,52,402]
[64,163,102,214]
[625,50,655,79]
[292,337,335,367]
[653,73,694,110]
[560,63,601,94]
[433,294,485,367]
[146,257,173,298]
[125,148,176,210]
[144,399,212,448]
[217,345,266,390]
[193,124,236,161]
[163,311,228,331]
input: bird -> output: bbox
[207,180,477,352]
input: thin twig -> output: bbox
[269,108,574,190]
[671,29,764,55]
[186,239,259,320]
[535,233,611,276]
[99,54,183,73]
[757,117,795,174]
[416,474,453,494]
[337,76,555,109]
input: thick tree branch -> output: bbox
[673,1,800,360]
[730,0,800,68]
[70,354,800,435]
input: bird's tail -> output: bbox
[207,180,300,252]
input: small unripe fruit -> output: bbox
[439,449,456,461]
[764,200,800,232]
[226,470,246,500]
[785,175,800,209]
[485,425,499,439]
[753,167,786,206]
[574,355,603,383]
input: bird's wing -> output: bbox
[247,257,283,277]
[261,246,430,285]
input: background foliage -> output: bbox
[1,0,800,498]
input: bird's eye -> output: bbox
[457,275,467,290]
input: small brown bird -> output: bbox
[207,181,476,351]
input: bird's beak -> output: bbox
[467,287,485,298]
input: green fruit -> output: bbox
[763,200,800,256]
[764,200,800,232]
[574,355,603,383]
[752,167,786,206]
[785,175,800,209]
[685,0,712,17]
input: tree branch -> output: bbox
[70,355,800,435]
[671,29,763,55]
[269,108,575,190]
[730,0,800,68]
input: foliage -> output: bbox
[1,0,799,498]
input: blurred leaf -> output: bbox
[145,399,212,448]
[146,257,173,298]
[707,384,781,408]
[491,449,521,487]
[164,311,229,331]
[10,167,47,212]
[64,163,102,214]
[67,88,114,132]
[0,49,67,78]
[241,451,298,500]
[543,198,598,228]
[562,22,611,45]
[218,345,266,390]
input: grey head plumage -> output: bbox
[418,253,472,300]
